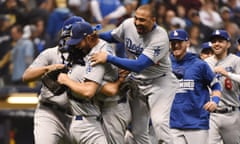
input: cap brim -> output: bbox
[202,47,211,49]
[210,35,229,41]
[169,37,186,41]
[67,38,83,45]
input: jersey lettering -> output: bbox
[177,79,195,93]
[125,38,143,56]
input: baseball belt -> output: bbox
[75,115,102,122]
[213,106,240,114]
[40,101,71,114]
[97,96,127,108]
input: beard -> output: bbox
[135,24,146,35]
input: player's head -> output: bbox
[61,16,85,38]
[200,42,213,60]
[169,29,190,60]
[210,29,231,56]
[58,16,85,52]
[134,4,156,35]
[67,21,101,55]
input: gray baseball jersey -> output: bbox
[87,39,132,144]
[67,39,117,144]
[111,18,179,144]
[205,54,240,144]
[28,46,72,144]
[67,64,107,144]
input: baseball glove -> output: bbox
[119,79,139,100]
[41,67,68,95]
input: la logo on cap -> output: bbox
[215,30,220,35]
[64,25,71,30]
[173,31,178,36]
[208,42,212,46]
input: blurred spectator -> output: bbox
[176,4,190,26]
[224,22,240,54]
[46,0,73,47]
[0,15,12,87]
[155,1,167,26]
[90,0,127,27]
[187,25,201,54]
[219,6,233,28]
[27,0,52,28]
[30,17,51,57]
[0,0,29,26]
[68,0,92,22]
[163,0,178,12]
[10,24,35,85]
[162,9,176,31]
[199,0,223,29]
[231,7,240,26]
[178,0,202,13]
[186,9,213,43]
[170,16,186,30]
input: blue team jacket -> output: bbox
[170,53,216,130]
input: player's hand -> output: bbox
[90,52,108,66]
[214,66,228,77]
[118,69,130,83]
[203,101,218,112]
[57,73,69,85]
[47,64,65,72]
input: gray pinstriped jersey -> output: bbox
[205,54,240,107]
[111,18,172,80]
[28,46,69,107]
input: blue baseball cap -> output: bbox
[210,30,230,41]
[67,22,101,45]
[201,42,212,49]
[169,29,189,41]
[62,16,85,31]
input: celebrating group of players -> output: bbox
[22,3,240,144]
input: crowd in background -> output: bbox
[1,0,240,88]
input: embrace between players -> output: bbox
[22,3,240,144]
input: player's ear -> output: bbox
[186,40,190,47]
[226,41,231,49]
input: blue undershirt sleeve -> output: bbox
[107,54,154,73]
[211,82,221,91]
[99,31,119,43]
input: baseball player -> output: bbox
[90,4,179,144]
[168,29,222,144]
[22,16,85,144]
[95,72,132,144]
[199,42,213,60]
[205,30,240,144]
[57,21,130,144]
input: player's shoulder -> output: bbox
[228,53,240,60]
[151,25,168,39]
[94,39,114,55]
[38,46,59,57]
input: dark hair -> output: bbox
[137,4,156,18]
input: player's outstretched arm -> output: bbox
[57,73,99,99]
[22,64,65,82]
[91,52,154,73]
